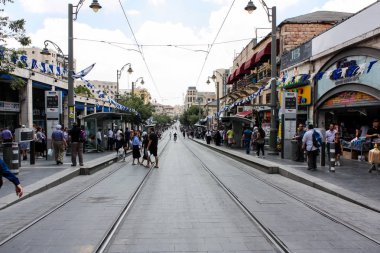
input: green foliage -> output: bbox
[179,105,203,126]
[153,114,172,125]
[0,1,31,88]
[119,95,154,123]
[9,76,25,90]
[74,85,94,98]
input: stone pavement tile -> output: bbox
[244,237,277,251]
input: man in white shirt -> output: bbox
[107,129,114,151]
[302,124,320,171]
[325,123,337,160]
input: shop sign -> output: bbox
[281,41,312,70]
[286,85,312,106]
[317,55,380,100]
[323,91,378,108]
[0,101,20,112]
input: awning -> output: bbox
[235,62,250,78]
[236,110,252,118]
[244,52,258,71]
[255,42,271,63]
[227,69,237,84]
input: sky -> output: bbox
[3,0,378,106]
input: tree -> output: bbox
[179,105,203,127]
[0,0,32,89]
[118,95,154,123]
[74,85,94,98]
[153,114,172,125]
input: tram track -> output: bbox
[183,140,380,252]
[0,132,170,250]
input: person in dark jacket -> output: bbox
[69,123,83,166]
[0,158,23,198]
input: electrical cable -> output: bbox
[118,0,162,100]
[195,0,236,87]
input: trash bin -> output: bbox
[291,140,298,161]
[3,142,20,174]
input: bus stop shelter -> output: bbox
[82,112,135,152]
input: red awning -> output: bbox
[236,110,252,118]
[244,52,258,71]
[227,69,237,84]
[255,42,271,63]
[235,62,250,78]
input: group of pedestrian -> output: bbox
[240,127,266,157]
[130,127,159,168]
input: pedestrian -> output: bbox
[205,129,212,144]
[80,125,87,153]
[182,130,186,139]
[241,127,253,154]
[293,123,306,162]
[325,123,337,161]
[1,127,13,143]
[141,131,149,166]
[115,128,124,157]
[302,124,321,171]
[214,130,222,146]
[19,125,29,160]
[131,130,141,165]
[251,126,258,152]
[0,158,23,198]
[96,128,102,147]
[366,119,380,148]
[35,127,46,158]
[256,127,265,158]
[107,128,114,151]
[226,128,234,147]
[69,122,83,166]
[124,127,131,150]
[147,127,159,168]
[334,132,343,166]
[51,124,66,165]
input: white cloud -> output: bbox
[19,0,122,14]
[126,9,141,16]
[148,0,167,6]
[312,0,377,13]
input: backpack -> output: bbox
[312,130,322,148]
[79,130,86,142]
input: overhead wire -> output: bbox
[118,0,162,99]
[195,0,236,87]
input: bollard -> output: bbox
[30,140,35,165]
[3,142,13,169]
[10,142,20,174]
[321,142,326,166]
[329,142,335,173]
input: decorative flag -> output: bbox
[72,63,96,79]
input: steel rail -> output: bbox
[191,141,380,247]
[183,142,291,253]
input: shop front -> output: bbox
[315,48,380,159]
[0,77,21,130]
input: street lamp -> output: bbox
[116,63,133,101]
[40,40,67,68]
[245,0,278,153]
[68,0,102,126]
[210,71,226,129]
[132,77,144,97]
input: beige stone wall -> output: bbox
[280,23,333,53]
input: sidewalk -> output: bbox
[0,150,126,209]
[193,138,380,212]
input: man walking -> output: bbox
[302,124,320,171]
[107,128,114,151]
[241,127,253,154]
[325,123,336,161]
[125,127,131,150]
[51,124,66,165]
[147,127,159,168]
[69,123,83,166]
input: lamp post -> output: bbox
[210,70,226,129]
[116,63,133,101]
[68,0,102,126]
[132,77,144,97]
[245,0,277,153]
[40,40,68,68]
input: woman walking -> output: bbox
[131,131,141,165]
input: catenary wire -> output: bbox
[118,0,162,100]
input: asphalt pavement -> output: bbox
[1,137,379,213]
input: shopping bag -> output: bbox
[47,148,53,160]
